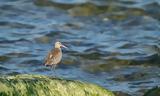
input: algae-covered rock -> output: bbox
[0,74,115,96]
[143,86,160,96]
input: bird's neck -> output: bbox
[54,47,61,51]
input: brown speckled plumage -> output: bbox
[45,48,62,66]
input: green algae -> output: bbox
[0,74,115,96]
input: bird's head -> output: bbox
[55,41,67,48]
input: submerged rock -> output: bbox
[143,87,160,96]
[0,55,10,62]
[114,91,131,96]
[0,74,115,96]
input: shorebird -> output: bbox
[44,41,67,73]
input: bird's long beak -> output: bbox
[61,44,67,48]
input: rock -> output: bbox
[114,91,131,96]
[0,74,115,96]
[0,55,10,62]
[143,86,160,96]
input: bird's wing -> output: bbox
[44,48,60,65]
[44,52,52,65]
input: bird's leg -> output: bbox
[51,64,57,76]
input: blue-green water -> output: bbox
[0,0,160,95]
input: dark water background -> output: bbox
[0,0,160,96]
